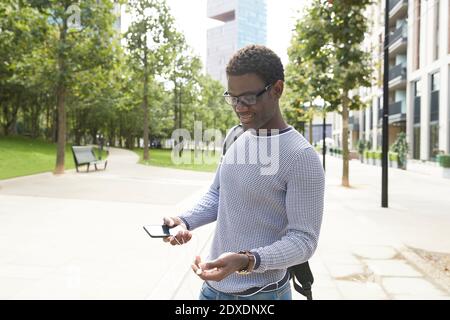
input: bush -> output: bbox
[389,152,399,162]
[440,155,450,168]
[356,139,366,156]
[364,150,369,159]
[374,151,382,160]
[390,132,409,167]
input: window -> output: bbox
[413,126,421,159]
[431,72,440,91]
[413,0,421,70]
[414,79,422,97]
[434,0,440,60]
[430,122,439,161]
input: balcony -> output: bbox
[207,0,237,20]
[388,100,406,124]
[388,63,407,90]
[389,0,408,24]
[389,24,407,55]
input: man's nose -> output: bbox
[235,100,249,111]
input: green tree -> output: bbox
[125,0,177,160]
[29,0,118,173]
[0,1,49,136]
[287,0,372,187]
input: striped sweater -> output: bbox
[179,126,325,294]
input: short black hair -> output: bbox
[226,45,284,85]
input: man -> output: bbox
[163,45,324,300]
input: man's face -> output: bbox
[226,73,278,131]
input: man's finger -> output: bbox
[197,268,223,281]
[163,217,175,227]
[200,260,221,271]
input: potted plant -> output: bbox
[439,154,450,179]
[356,139,366,163]
[374,150,382,166]
[389,152,399,168]
[390,132,409,170]
[366,151,373,165]
[364,150,370,164]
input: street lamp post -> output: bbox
[382,0,389,208]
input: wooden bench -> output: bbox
[71,146,108,172]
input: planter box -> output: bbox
[389,160,398,169]
[442,167,450,179]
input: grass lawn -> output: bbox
[0,136,107,180]
[134,148,221,173]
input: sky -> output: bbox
[122,0,308,68]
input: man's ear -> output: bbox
[272,80,284,99]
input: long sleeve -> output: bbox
[178,163,221,231]
[252,147,325,272]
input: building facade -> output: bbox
[206,0,267,86]
[332,0,450,164]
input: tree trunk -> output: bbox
[54,20,68,174]
[341,92,350,187]
[173,81,178,131]
[142,49,149,161]
[308,118,313,145]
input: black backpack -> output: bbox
[222,125,314,300]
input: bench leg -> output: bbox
[104,160,108,170]
[75,165,79,173]
[87,164,90,172]
[94,164,98,171]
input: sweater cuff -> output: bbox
[178,216,191,231]
[251,251,261,271]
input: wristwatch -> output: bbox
[236,251,256,275]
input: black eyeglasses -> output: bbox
[223,84,272,107]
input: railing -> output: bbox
[389,23,407,45]
[389,100,406,116]
[389,0,407,12]
[389,63,406,81]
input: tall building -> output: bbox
[406,0,450,161]
[333,0,450,166]
[206,0,267,86]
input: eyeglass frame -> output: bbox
[223,83,273,107]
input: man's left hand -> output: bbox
[191,253,249,282]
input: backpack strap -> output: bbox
[222,124,244,156]
[288,262,314,300]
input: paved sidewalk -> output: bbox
[0,148,449,299]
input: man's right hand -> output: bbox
[162,216,192,246]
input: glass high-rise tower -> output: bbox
[206,0,267,87]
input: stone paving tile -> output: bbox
[334,280,388,300]
[364,260,423,277]
[326,264,366,279]
[352,245,398,260]
[0,264,58,280]
[392,294,450,300]
[0,277,39,299]
[382,277,446,297]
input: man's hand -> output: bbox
[191,253,249,282]
[162,216,192,246]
